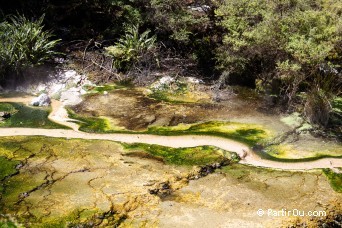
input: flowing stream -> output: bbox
[0,96,341,171]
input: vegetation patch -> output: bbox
[0,102,68,129]
[68,111,272,146]
[147,121,271,146]
[0,136,127,227]
[67,109,113,133]
[0,214,20,228]
[122,143,230,166]
[0,156,19,180]
[82,84,125,95]
[330,96,342,129]
[265,144,342,160]
[322,169,342,193]
[148,77,210,103]
[148,80,189,103]
[0,103,17,114]
[1,172,47,211]
[36,209,125,228]
[148,89,209,104]
[281,112,303,128]
[0,15,60,80]
[263,145,292,159]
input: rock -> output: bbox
[50,83,65,96]
[0,111,11,119]
[149,181,172,198]
[80,89,87,95]
[37,84,47,92]
[144,114,156,124]
[60,89,82,106]
[64,70,77,79]
[150,76,175,91]
[188,5,210,13]
[186,77,203,84]
[148,117,171,127]
[31,93,51,106]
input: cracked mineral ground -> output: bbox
[0,136,341,227]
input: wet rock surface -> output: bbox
[157,165,342,228]
[0,67,341,227]
[0,136,340,227]
[70,86,341,160]
[71,87,280,132]
[148,159,231,199]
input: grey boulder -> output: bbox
[31,93,51,106]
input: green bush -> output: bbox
[0,15,60,78]
[148,0,210,43]
[215,0,341,102]
[105,25,157,72]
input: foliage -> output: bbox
[304,88,331,127]
[215,0,341,126]
[105,25,157,72]
[1,0,142,40]
[1,1,341,129]
[216,0,341,70]
[147,0,211,43]
[0,15,60,78]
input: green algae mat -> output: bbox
[0,102,68,129]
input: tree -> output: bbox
[215,0,342,126]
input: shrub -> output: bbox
[215,0,341,105]
[105,25,157,72]
[0,14,60,79]
[305,88,331,127]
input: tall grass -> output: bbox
[105,25,157,72]
[0,15,60,78]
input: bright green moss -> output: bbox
[122,143,230,166]
[0,103,17,113]
[67,112,271,146]
[1,171,47,211]
[265,144,342,160]
[0,221,17,228]
[0,136,58,160]
[148,90,195,104]
[36,209,97,228]
[147,121,271,146]
[67,109,111,133]
[0,103,68,129]
[322,169,342,193]
[0,157,19,180]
